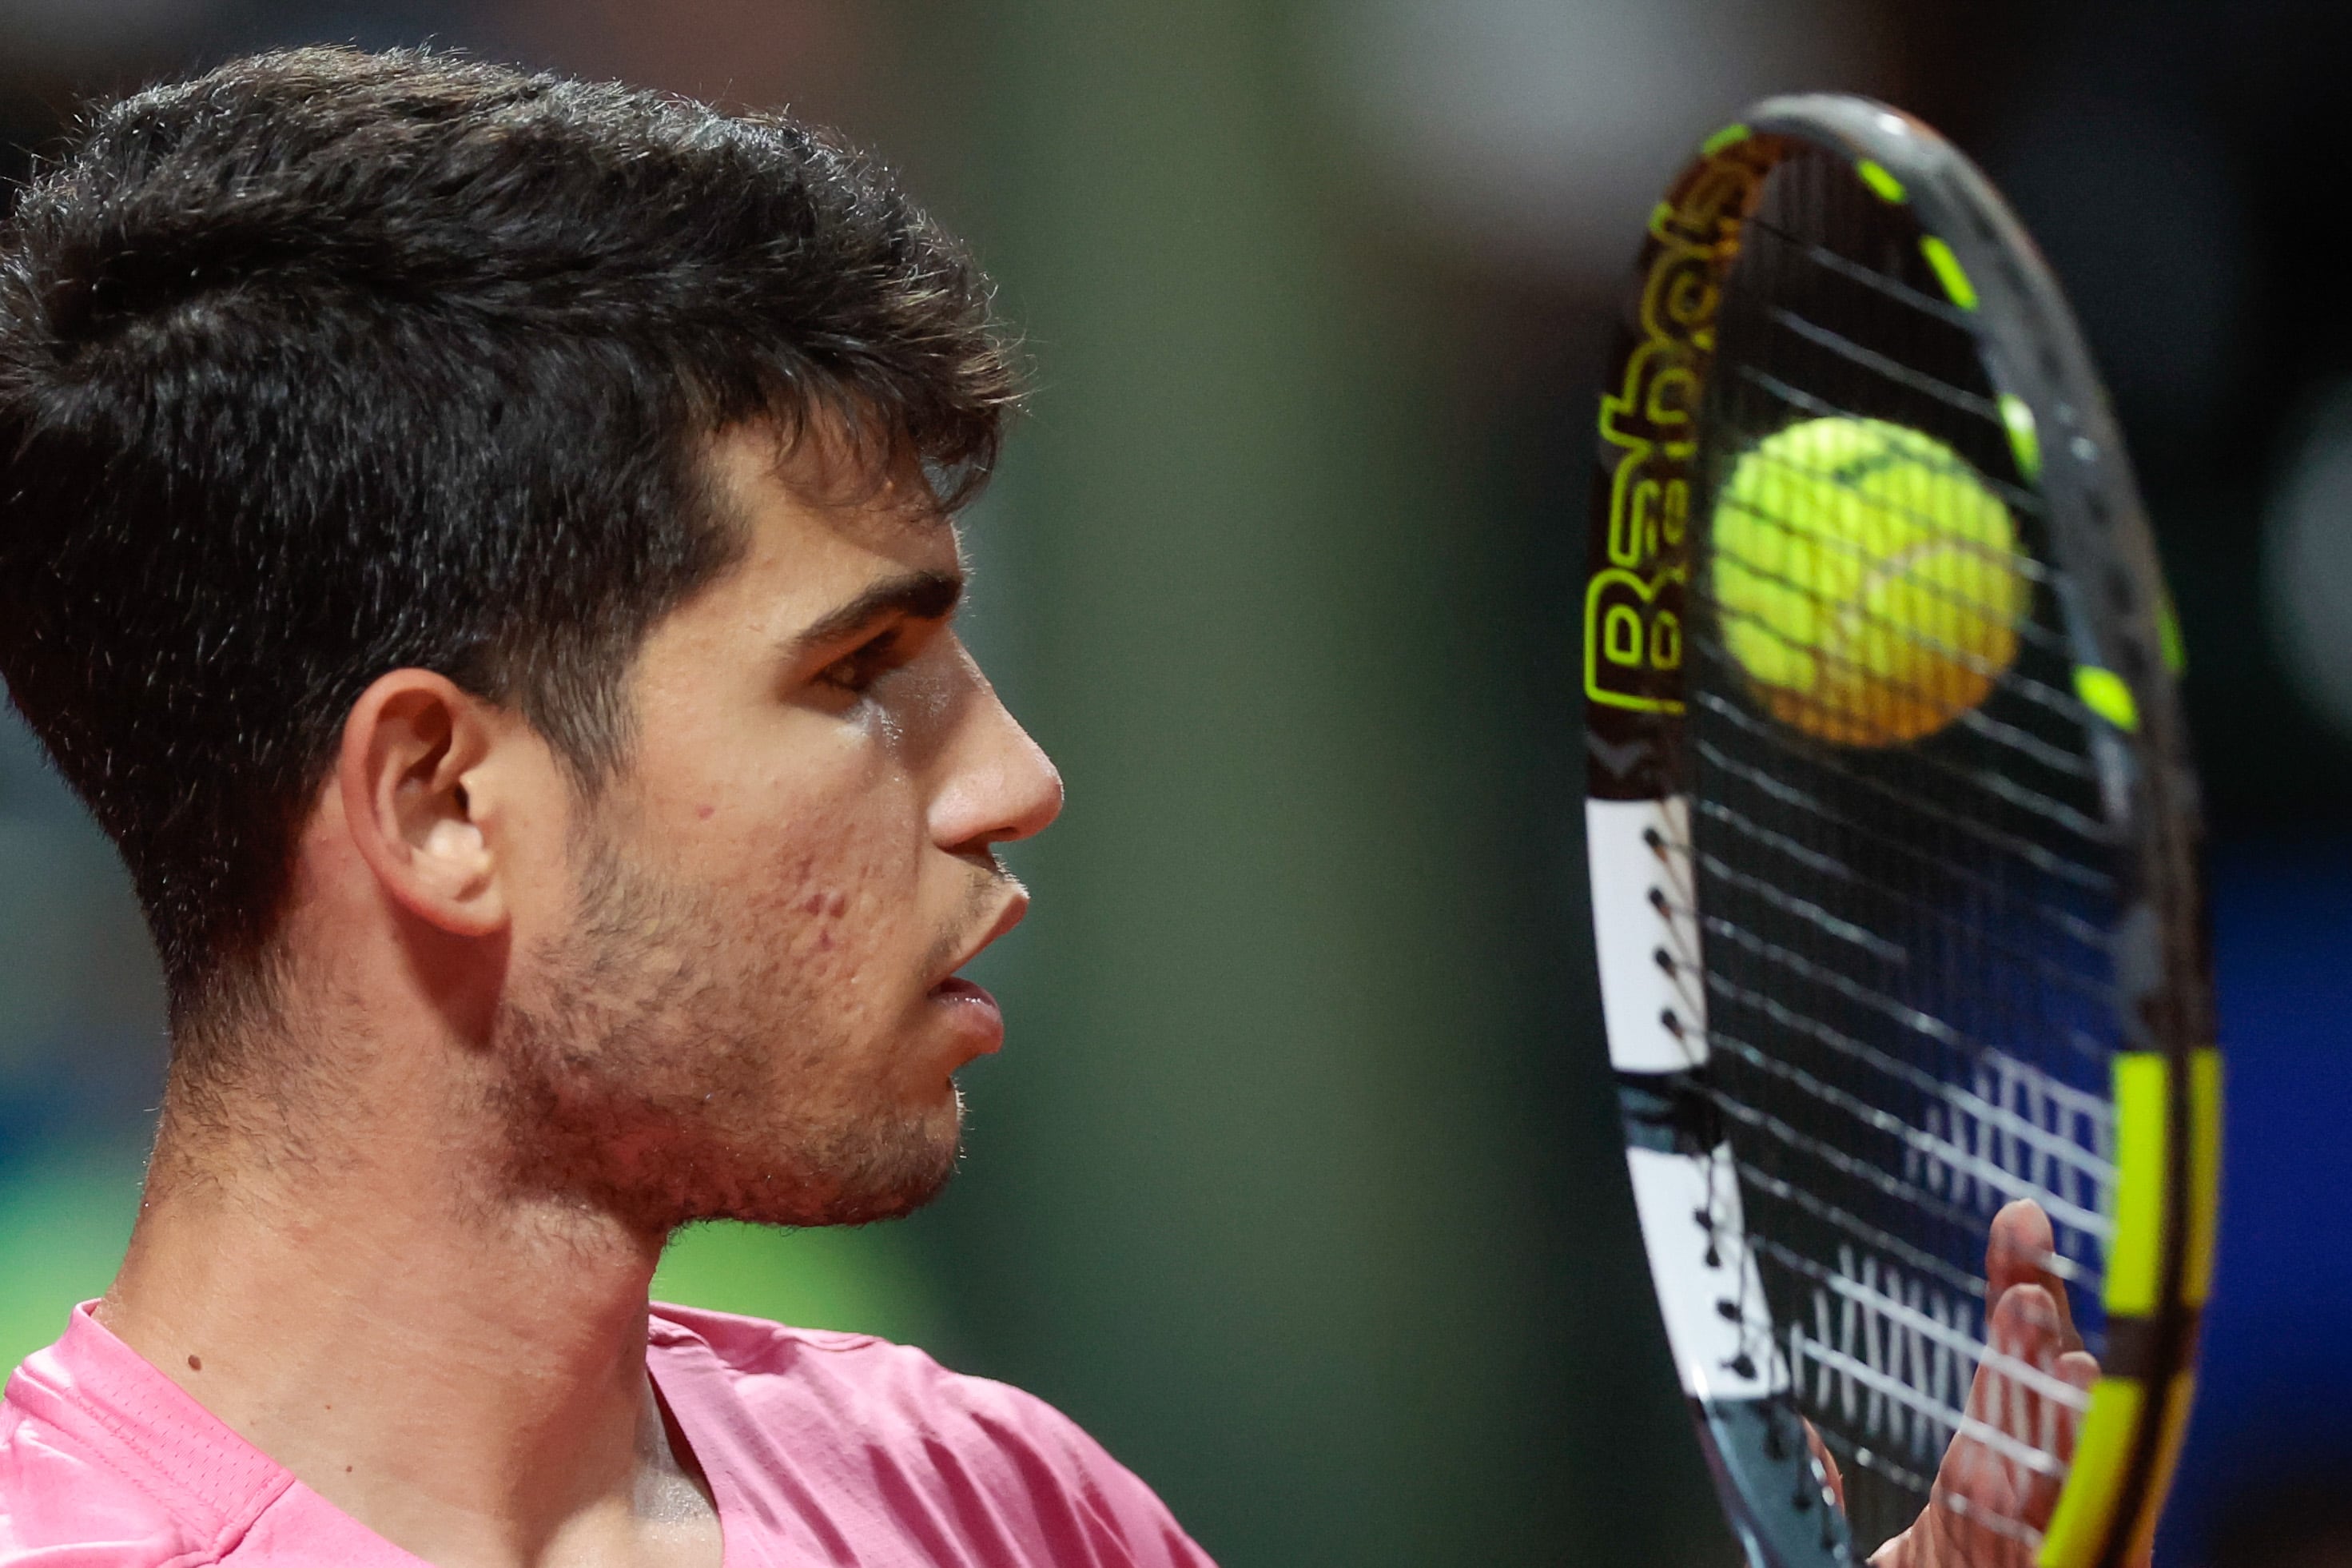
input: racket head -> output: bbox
[1583,96,2217,1568]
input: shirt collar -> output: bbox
[6,1300,294,1540]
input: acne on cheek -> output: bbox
[801,888,850,951]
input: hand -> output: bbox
[1815,1200,2124,1568]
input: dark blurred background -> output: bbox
[0,2,2345,1564]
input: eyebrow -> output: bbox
[788,567,965,656]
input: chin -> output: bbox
[670,1099,965,1231]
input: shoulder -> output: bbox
[655,1301,1072,1444]
[1,1367,201,1568]
[650,1303,1216,1568]
[0,1331,346,1568]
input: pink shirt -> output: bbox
[0,1303,1216,1567]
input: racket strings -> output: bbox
[1709,1030,2115,1239]
[1789,1323,2069,1480]
[1697,901,2099,1078]
[1705,1069,2084,1257]
[1733,364,2049,521]
[1678,146,2122,1551]
[1744,211,1976,332]
[1693,726,2112,898]
[1697,592,2098,798]
[1759,1236,2092,1409]
[1693,468,2067,663]
[1764,305,2013,446]
[1694,794,2113,989]
[1701,1037,2110,1268]
[1693,827,2116,1048]
[1657,822,2120,1089]
[1693,657,2110,850]
[1818,1429,2056,1554]
[1690,778,2115,996]
[1702,964,2115,1189]
[1735,1157,1991,1303]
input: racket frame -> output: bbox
[1583,94,2219,1568]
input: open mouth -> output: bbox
[927,973,1004,1055]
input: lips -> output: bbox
[923,885,1027,1057]
[927,974,1005,1054]
[929,976,994,1002]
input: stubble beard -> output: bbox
[485,831,962,1238]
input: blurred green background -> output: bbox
[4,3,2351,1565]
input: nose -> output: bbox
[929,646,1064,858]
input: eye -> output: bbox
[815,629,910,696]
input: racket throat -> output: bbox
[1698,1397,1858,1568]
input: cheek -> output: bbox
[731,778,929,985]
[801,885,850,952]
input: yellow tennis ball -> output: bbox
[1711,417,2025,746]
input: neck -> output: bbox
[99,1020,700,1568]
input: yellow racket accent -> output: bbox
[1920,236,1979,310]
[2075,666,2140,734]
[2041,1049,2215,1566]
[2038,1376,2142,1568]
[2159,599,2188,675]
[2104,1052,2167,1315]
[1856,159,1908,204]
[2000,393,2042,482]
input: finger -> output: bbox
[1935,1281,2067,1530]
[2051,1350,2099,1464]
[1890,1279,2072,1568]
[1987,1199,2083,1355]
[1977,1281,2065,1420]
[1985,1199,2052,1301]
[1987,1283,2072,1534]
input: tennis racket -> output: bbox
[1583,96,2218,1568]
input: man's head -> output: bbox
[0,48,1060,1228]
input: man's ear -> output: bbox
[336,670,508,937]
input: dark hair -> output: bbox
[0,46,1018,1047]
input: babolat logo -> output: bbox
[1586,137,1763,715]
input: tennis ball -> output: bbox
[1711,417,2024,746]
